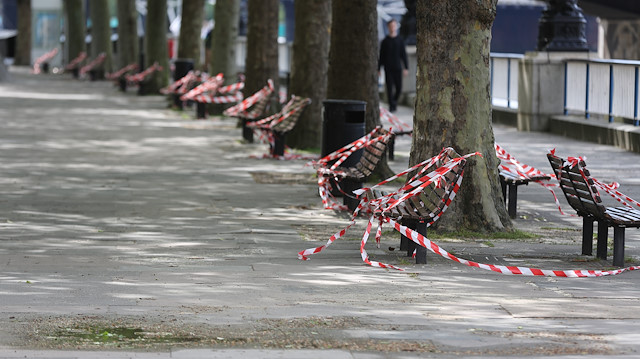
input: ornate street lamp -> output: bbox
[537,0,589,51]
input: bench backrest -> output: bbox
[387,148,465,222]
[547,153,606,218]
[352,128,392,178]
[270,96,311,133]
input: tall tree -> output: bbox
[14,0,31,66]
[327,0,390,175]
[177,0,205,69]
[244,0,279,111]
[117,0,138,69]
[286,0,331,149]
[89,0,113,79]
[411,0,511,232]
[144,0,170,93]
[64,0,85,66]
[210,0,240,80]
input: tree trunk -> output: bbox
[117,0,138,69]
[210,0,240,80]
[245,0,279,112]
[89,0,113,79]
[14,0,31,66]
[177,0,204,69]
[412,0,511,232]
[64,0,85,66]
[327,0,391,176]
[286,0,331,149]
[144,0,170,94]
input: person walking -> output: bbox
[378,19,408,113]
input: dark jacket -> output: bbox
[378,35,408,72]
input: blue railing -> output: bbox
[564,58,640,126]
[490,53,523,110]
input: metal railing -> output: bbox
[490,53,523,110]
[564,58,640,126]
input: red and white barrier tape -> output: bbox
[32,48,59,74]
[301,149,475,261]
[65,52,87,70]
[159,70,197,94]
[379,106,411,134]
[79,53,106,76]
[495,144,568,215]
[223,79,275,118]
[551,149,640,211]
[125,62,163,84]
[181,73,224,101]
[106,63,139,80]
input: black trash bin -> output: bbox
[173,58,194,110]
[322,100,366,210]
[322,99,366,165]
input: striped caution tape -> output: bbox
[32,48,59,74]
[65,52,87,71]
[379,106,411,133]
[495,144,568,215]
[301,148,472,261]
[223,79,274,118]
[180,73,224,101]
[160,70,198,94]
[79,53,106,76]
[106,63,139,81]
[125,62,163,85]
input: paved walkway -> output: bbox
[1,68,640,358]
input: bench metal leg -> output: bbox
[414,221,427,264]
[400,219,427,264]
[401,218,417,257]
[500,179,507,204]
[272,131,285,157]
[242,119,254,143]
[581,217,593,255]
[596,221,608,260]
[196,102,206,119]
[342,179,362,213]
[613,226,625,267]
[388,135,395,161]
[507,184,517,219]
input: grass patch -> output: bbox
[429,229,539,240]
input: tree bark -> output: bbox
[412,0,511,232]
[64,0,85,65]
[177,0,205,69]
[144,0,170,94]
[210,0,240,80]
[89,0,113,78]
[245,0,279,112]
[327,0,391,176]
[117,0,138,69]
[286,0,331,149]
[14,0,31,66]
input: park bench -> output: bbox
[125,62,163,94]
[246,95,311,158]
[190,79,244,119]
[79,53,106,80]
[32,48,58,74]
[65,51,87,78]
[106,63,139,91]
[179,73,225,117]
[496,144,555,219]
[223,79,275,143]
[300,147,480,267]
[547,150,640,266]
[313,127,392,212]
